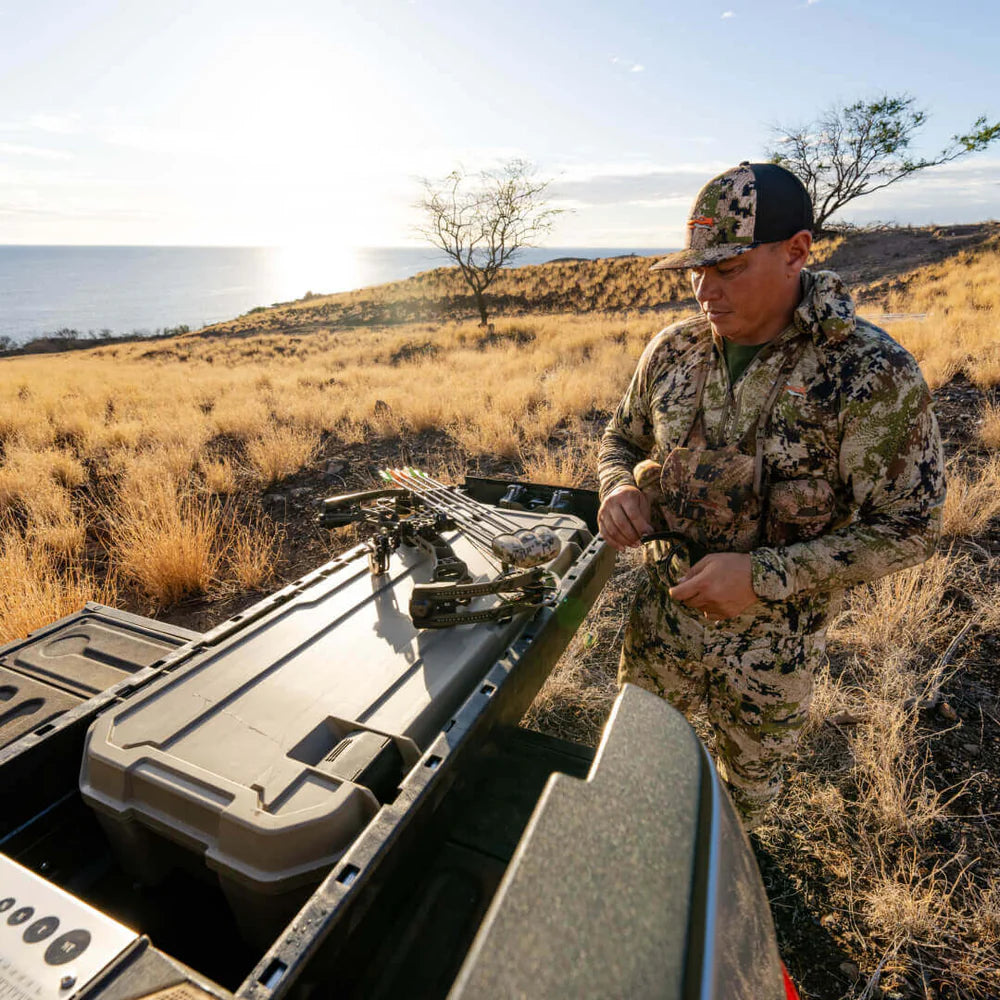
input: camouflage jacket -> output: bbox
[598,269,945,635]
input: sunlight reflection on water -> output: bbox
[266,244,447,301]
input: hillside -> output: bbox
[182,221,999,340]
[1,224,999,997]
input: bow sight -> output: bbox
[320,468,565,628]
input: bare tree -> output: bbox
[767,94,1000,231]
[416,159,561,326]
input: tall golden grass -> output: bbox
[100,470,284,605]
[246,426,321,486]
[225,514,284,590]
[0,529,116,643]
[942,456,1000,537]
[857,233,1000,390]
[105,493,219,606]
[201,456,238,495]
[979,400,1000,450]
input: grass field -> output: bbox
[2,230,999,997]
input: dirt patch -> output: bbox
[388,340,440,365]
[475,326,537,349]
[818,223,1000,289]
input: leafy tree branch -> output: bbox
[767,94,1000,231]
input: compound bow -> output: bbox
[320,469,563,629]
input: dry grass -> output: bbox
[858,233,1000,390]
[0,529,116,643]
[201,457,239,495]
[979,400,1000,450]
[942,455,1000,537]
[104,481,222,605]
[788,553,962,842]
[829,551,959,665]
[212,396,273,440]
[27,509,87,563]
[519,432,602,488]
[246,426,321,486]
[225,514,284,590]
[755,541,1000,994]
[0,443,81,517]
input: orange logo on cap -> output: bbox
[688,216,715,230]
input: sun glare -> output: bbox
[268,243,369,300]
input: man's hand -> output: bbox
[669,552,758,621]
[597,485,653,551]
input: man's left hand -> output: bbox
[668,553,758,621]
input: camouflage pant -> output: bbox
[619,572,825,829]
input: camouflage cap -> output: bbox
[651,162,813,271]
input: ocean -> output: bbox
[0,245,674,344]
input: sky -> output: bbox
[1,0,998,248]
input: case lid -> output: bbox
[0,667,83,749]
[81,511,589,895]
[0,604,201,700]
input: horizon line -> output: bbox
[0,242,679,250]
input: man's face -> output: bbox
[689,243,798,346]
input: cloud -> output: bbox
[815,157,1000,225]
[721,10,735,18]
[555,158,728,182]
[0,143,73,161]
[549,162,729,207]
[0,204,148,222]
[610,55,644,73]
[622,196,692,209]
[27,113,82,135]
[880,157,1000,194]
[100,122,215,156]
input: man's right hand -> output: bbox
[597,485,653,551]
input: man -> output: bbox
[597,162,945,828]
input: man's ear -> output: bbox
[786,230,812,273]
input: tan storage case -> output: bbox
[80,511,590,935]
